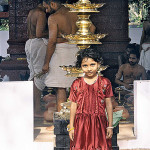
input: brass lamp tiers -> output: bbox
[63,0,106,50]
[60,64,109,77]
[64,0,105,12]
[62,34,107,44]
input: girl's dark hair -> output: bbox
[76,48,102,68]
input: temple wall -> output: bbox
[0,0,129,83]
[90,0,129,85]
[118,80,150,149]
[0,81,54,150]
[8,0,39,57]
[0,0,39,80]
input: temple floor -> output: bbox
[34,118,55,143]
[34,116,134,149]
[34,117,150,150]
[118,101,135,140]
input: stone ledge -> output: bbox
[0,60,28,70]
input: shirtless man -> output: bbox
[115,50,147,105]
[139,7,150,79]
[25,0,48,117]
[115,49,147,91]
[42,0,96,112]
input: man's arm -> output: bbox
[42,15,58,73]
[115,65,125,86]
[36,11,48,38]
[115,65,132,89]
[141,67,147,80]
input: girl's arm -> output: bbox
[105,97,113,139]
[69,102,77,141]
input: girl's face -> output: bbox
[81,57,99,78]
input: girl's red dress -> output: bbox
[69,76,113,150]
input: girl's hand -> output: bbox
[69,129,74,141]
[106,128,113,139]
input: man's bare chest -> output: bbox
[123,68,141,79]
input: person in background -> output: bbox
[139,7,150,79]
[25,0,49,117]
[118,43,139,67]
[115,49,147,104]
[42,0,96,112]
[140,7,150,52]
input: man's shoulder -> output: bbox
[29,8,45,16]
[137,64,146,71]
[48,12,66,24]
[49,11,64,19]
[48,14,57,24]
[48,13,56,19]
[50,7,76,19]
[120,63,128,69]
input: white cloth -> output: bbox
[25,38,48,90]
[139,43,150,72]
[45,43,79,88]
[119,85,133,93]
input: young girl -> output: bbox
[68,48,113,150]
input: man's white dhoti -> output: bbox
[25,38,48,90]
[45,43,79,88]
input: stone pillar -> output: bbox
[0,0,38,80]
[91,0,129,85]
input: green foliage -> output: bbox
[129,0,150,7]
[0,0,8,5]
[128,0,150,27]
[0,19,9,31]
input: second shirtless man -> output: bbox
[42,0,95,112]
[25,0,48,117]
[115,49,147,91]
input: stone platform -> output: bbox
[34,117,135,150]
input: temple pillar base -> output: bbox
[0,59,29,81]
